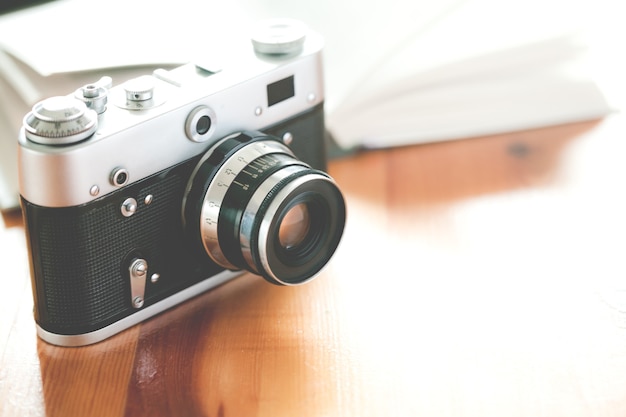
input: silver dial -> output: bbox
[74,76,112,114]
[124,75,155,101]
[115,75,164,110]
[23,96,98,145]
[251,18,307,55]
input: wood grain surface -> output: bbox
[3,113,626,417]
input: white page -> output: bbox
[325,0,616,147]
[0,0,615,152]
[0,0,465,112]
[0,0,251,73]
[331,0,594,113]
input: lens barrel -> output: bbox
[183,131,345,285]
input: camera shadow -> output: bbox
[36,269,333,417]
[121,273,270,417]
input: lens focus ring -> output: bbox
[189,135,296,269]
[202,141,297,270]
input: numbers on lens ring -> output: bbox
[204,217,216,226]
[242,169,259,179]
[233,180,249,191]
[251,155,277,171]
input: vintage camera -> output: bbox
[18,20,346,346]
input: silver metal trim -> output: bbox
[129,258,148,309]
[251,19,308,56]
[239,164,307,272]
[199,140,292,269]
[19,30,324,208]
[181,134,233,231]
[257,173,335,285]
[185,106,217,142]
[36,269,243,347]
[74,76,112,114]
[23,97,98,145]
[110,167,129,186]
[122,75,155,101]
[120,197,137,217]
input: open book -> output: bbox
[0,0,614,207]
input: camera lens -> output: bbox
[183,131,345,285]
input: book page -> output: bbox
[326,0,615,148]
[0,0,465,113]
[0,0,616,152]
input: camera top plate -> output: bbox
[18,21,325,208]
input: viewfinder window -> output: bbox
[267,76,295,106]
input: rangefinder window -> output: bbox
[267,75,295,106]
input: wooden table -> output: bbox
[3,112,626,416]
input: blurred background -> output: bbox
[0,0,622,210]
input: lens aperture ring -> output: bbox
[239,165,312,273]
[198,139,296,268]
[218,154,309,271]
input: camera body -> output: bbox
[18,21,345,346]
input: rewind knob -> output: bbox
[23,96,98,145]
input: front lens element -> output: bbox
[278,202,310,250]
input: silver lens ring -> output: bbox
[239,164,309,272]
[249,172,343,285]
[198,139,295,269]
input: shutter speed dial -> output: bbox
[115,75,165,110]
[124,75,155,101]
[23,96,98,145]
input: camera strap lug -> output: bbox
[129,258,148,309]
